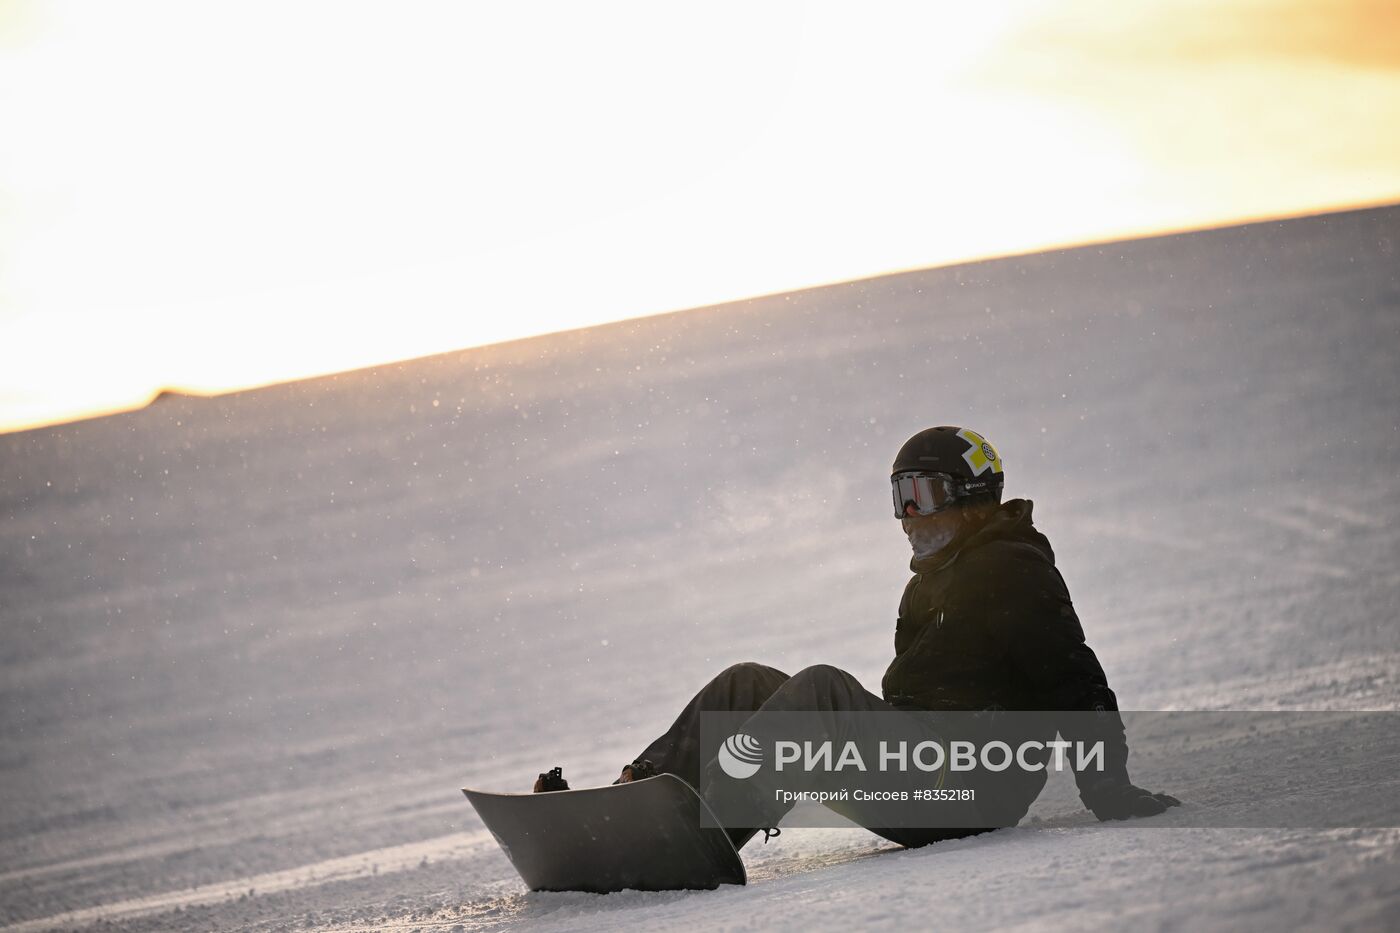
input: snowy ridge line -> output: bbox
[0,774,481,889]
[0,837,214,887]
[0,831,494,933]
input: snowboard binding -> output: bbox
[533,766,570,793]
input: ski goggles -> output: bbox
[891,472,966,518]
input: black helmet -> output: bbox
[891,426,1004,517]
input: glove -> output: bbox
[1082,778,1180,821]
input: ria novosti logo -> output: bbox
[717,733,764,779]
[716,733,1107,778]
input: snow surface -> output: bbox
[2,205,1399,932]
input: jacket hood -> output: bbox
[909,498,1052,573]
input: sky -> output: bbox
[1,0,1398,433]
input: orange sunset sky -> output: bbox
[1,0,1398,433]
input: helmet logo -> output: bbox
[957,428,1002,476]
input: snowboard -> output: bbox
[462,773,747,893]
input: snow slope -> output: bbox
[2,205,1398,931]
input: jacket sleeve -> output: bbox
[892,576,919,657]
[951,545,1132,793]
[881,576,927,705]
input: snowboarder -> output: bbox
[535,426,1178,847]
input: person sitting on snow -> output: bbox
[535,426,1178,848]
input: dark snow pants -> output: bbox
[630,662,993,849]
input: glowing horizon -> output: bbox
[3,0,1399,434]
[5,200,1395,435]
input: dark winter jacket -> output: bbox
[881,499,1131,811]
